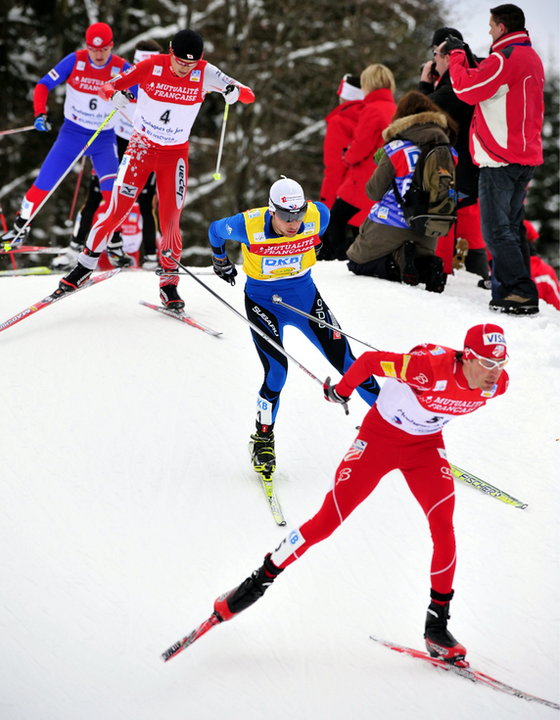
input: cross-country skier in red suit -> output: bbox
[206,323,509,665]
[1,23,131,247]
[56,29,255,311]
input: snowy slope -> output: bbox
[1,263,559,720]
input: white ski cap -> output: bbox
[268,176,307,220]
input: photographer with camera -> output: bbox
[418,27,490,287]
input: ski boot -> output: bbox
[159,284,185,312]
[51,240,83,271]
[1,214,30,250]
[142,253,159,271]
[424,591,467,666]
[107,234,134,268]
[58,262,93,293]
[250,429,276,477]
[214,553,283,622]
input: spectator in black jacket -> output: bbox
[419,28,490,286]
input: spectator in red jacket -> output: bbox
[322,64,396,261]
[447,4,544,315]
[319,74,364,211]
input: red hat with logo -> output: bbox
[85,23,113,48]
[463,323,507,360]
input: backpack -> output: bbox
[392,141,457,239]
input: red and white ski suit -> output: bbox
[271,345,508,595]
[80,54,253,285]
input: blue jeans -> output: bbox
[479,165,538,301]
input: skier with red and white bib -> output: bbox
[210,323,509,664]
[57,29,254,311]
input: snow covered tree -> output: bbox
[0,0,447,260]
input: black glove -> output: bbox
[212,255,237,285]
[444,35,465,52]
[323,376,350,415]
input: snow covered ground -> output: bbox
[1,262,559,719]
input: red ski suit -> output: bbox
[271,345,508,595]
[82,54,253,283]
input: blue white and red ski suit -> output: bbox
[19,49,132,222]
[208,204,380,428]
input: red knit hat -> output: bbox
[463,323,507,361]
[85,23,113,48]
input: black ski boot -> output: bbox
[58,262,93,293]
[214,553,283,622]
[424,590,467,664]
[250,428,276,475]
[160,284,185,312]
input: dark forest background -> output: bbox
[0,0,558,268]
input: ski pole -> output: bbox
[212,103,229,181]
[2,105,124,250]
[162,251,348,413]
[0,125,35,138]
[68,156,86,222]
[272,294,379,351]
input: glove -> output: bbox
[212,255,237,285]
[323,376,350,415]
[110,90,133,109]
[223,84,240,105]
[444,35,465,52]
[34,114,52,132]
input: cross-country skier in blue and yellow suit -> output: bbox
[208,176,380,475]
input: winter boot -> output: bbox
[107,234,134,268]
[159,284,185,312]
[250,429,276,476]
[424,591,467,664]
[1,214,30,248]
[489,294,539,315]
[58,262,93,293]
[401,241,419,285]
[213,553,283,622]
[423,256,447,293]
[51,239,83,271]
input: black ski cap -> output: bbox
[171,30,204,60]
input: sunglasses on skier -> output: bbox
[465,347,509,370]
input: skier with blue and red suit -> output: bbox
[203,323,509,664]
[1,23,133,249]
[208,176,381,475]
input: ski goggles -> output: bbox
[270,201,308,223]
[465,347,509,370]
